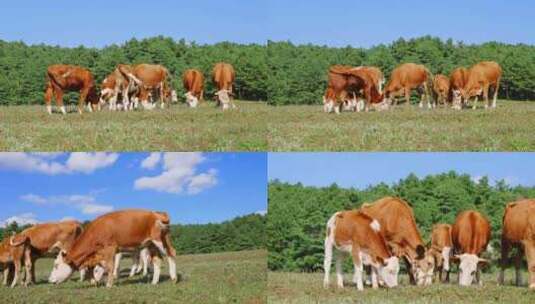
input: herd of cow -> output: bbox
[44,62,236,114]
[323,61,502,113]
[0,209,177,288]
[323,197,535,290]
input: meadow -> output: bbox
[0,250,266,304]
[268,271,535,304]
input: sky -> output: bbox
[268,153,535,189]
[0,152,267,227]
[1,1,533,48]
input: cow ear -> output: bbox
[451,255,460,262]
[416,245,426,260]
[477,258,489,267]
[61,250,67,258]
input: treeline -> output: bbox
[268,36,535,105]
[0,213,265,255]
[267,172,535,272]
[0,36,268,105]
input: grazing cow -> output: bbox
[90,247,151,284]
[124,64,174,110]
[429,224,453,282]
[0,237,27,287]
[325,65,386,114]
[461,61,502,109]
[212,62,236,110]
[323,210,399,290]
[360,197,428,285]
[432,75,450,107]
[44,65,99,114]
[383,63,434,108]
[182,69,204,108]
[451,210,491,286]
[8,220,83,286]
[48,209,177,287]
[449,67,469,110]
[99,64,140,111]
[498,199,535,289]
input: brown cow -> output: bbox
[212,62,236,110]
[360,197,428,285]
[124,64,174,110]
[499,199,535,289]
[383,63,434,108]
[451,210,491,286]
[449,67,469,110]
[323,210,399,290]
[0,236,27,287]
[461,61,502,109]
[48,209,177,287]
[100,64,140,111]
[429,224,453,283]
[432,75,450,107]
[182,69,204,108]
[44,65,99,114]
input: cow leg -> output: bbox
[78,88,90,114]
[404,88,411,107]
[151,256,162,285]
[103,248,117,288]
[113,253,122,278]
[483,85,490,109]
[350,244,364,291]
[472,95,479,110]
[492,80,500,108]
[514,244,523,286]
[522,240,535,289]
[45,82,54,114]
[53,87,66,115]
[370,267,379,289]
[10,259,21,288]
[323,236,334,288]
[79,268,86,282]
[23,250,33,286]
[335,252,344,288]
[498,237,510,285]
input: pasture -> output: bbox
[267,100,535,151]
[0,250,266,304]
[268,271,535,304]
[0,101,268,151]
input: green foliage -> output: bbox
[267,172,535,272]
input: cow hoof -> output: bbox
[529,283,535,289]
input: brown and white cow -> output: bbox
[44,65,99,114]
[432,75,450,107]
[212,62,236,110]
[429,224,453,283]
[99,64,140,111]
[451,210,491,286]
[124,64,174,110]
[449,67,469,110]
[499,199,535,289]
[323,210,399,290]
[8,220,83,286]
[48,209,177,287]
[383,63,434,108]
[182,69,204,108]
[360,197,428,285]
[461,61,502,109]
[0,236,27,287]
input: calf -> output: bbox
[212,62,236,110]
[452,210,491,286]
[461,61,502,109]
[182,69,204,108]
[499,199,535,289]
[125,64,173,110]
[100,64,139,111]
[0,237,27,287]
[323,210,399,290]
[429,224,453,282]
[383,63,434,108]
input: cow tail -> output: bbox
[9,234,28,247]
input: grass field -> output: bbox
[268,271,535,304]
[0,101,268,151]
[267,100,535,151]
[0,250,266,304]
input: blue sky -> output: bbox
[1,1,532,47]
[0,153,267,227]
[268,153,535,189]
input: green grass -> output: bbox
[0,101,268,151]
[0,250,266,304]
[268,271,535,304]
[267,100,535,151]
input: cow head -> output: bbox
[414,252,435,286]
[461,86,483,101]
[139,86,156,110]
[185,92,199,108]
[378,256,400,288]
[99,88,115,106]
[455,253,488,286]
[49,250,73,284]
[214,89,232,110]
[451,89,463,110]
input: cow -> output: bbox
[0,236,27,287]
[212,62,236,110]
[99,64,140,111]
[449,67,469,110]
[428,224,453,283]
[498,199,535,289]
[44,65,99,114]
[451,210,491,286]
[90,247,151,284]
[360,197,428,285]
[124,64,174,110]
[383,63,434,108]
[323,210,399,290]
[461,61,502,109]
[7,220,83,286]
[182,69,204,108]
[432,74,450,107]
[48,209,177,287]
[325,65,387,114]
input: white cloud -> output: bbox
[134,153,218,194]
[141,153,162,169]
[21,193,113,215]
[0,153,118,175]
[255,210,267,216]
[59,216,77,222]
[2,213,39,227]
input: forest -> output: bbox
[1,36,534,105]
[0,213,265,255]
[267,172,535,272]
